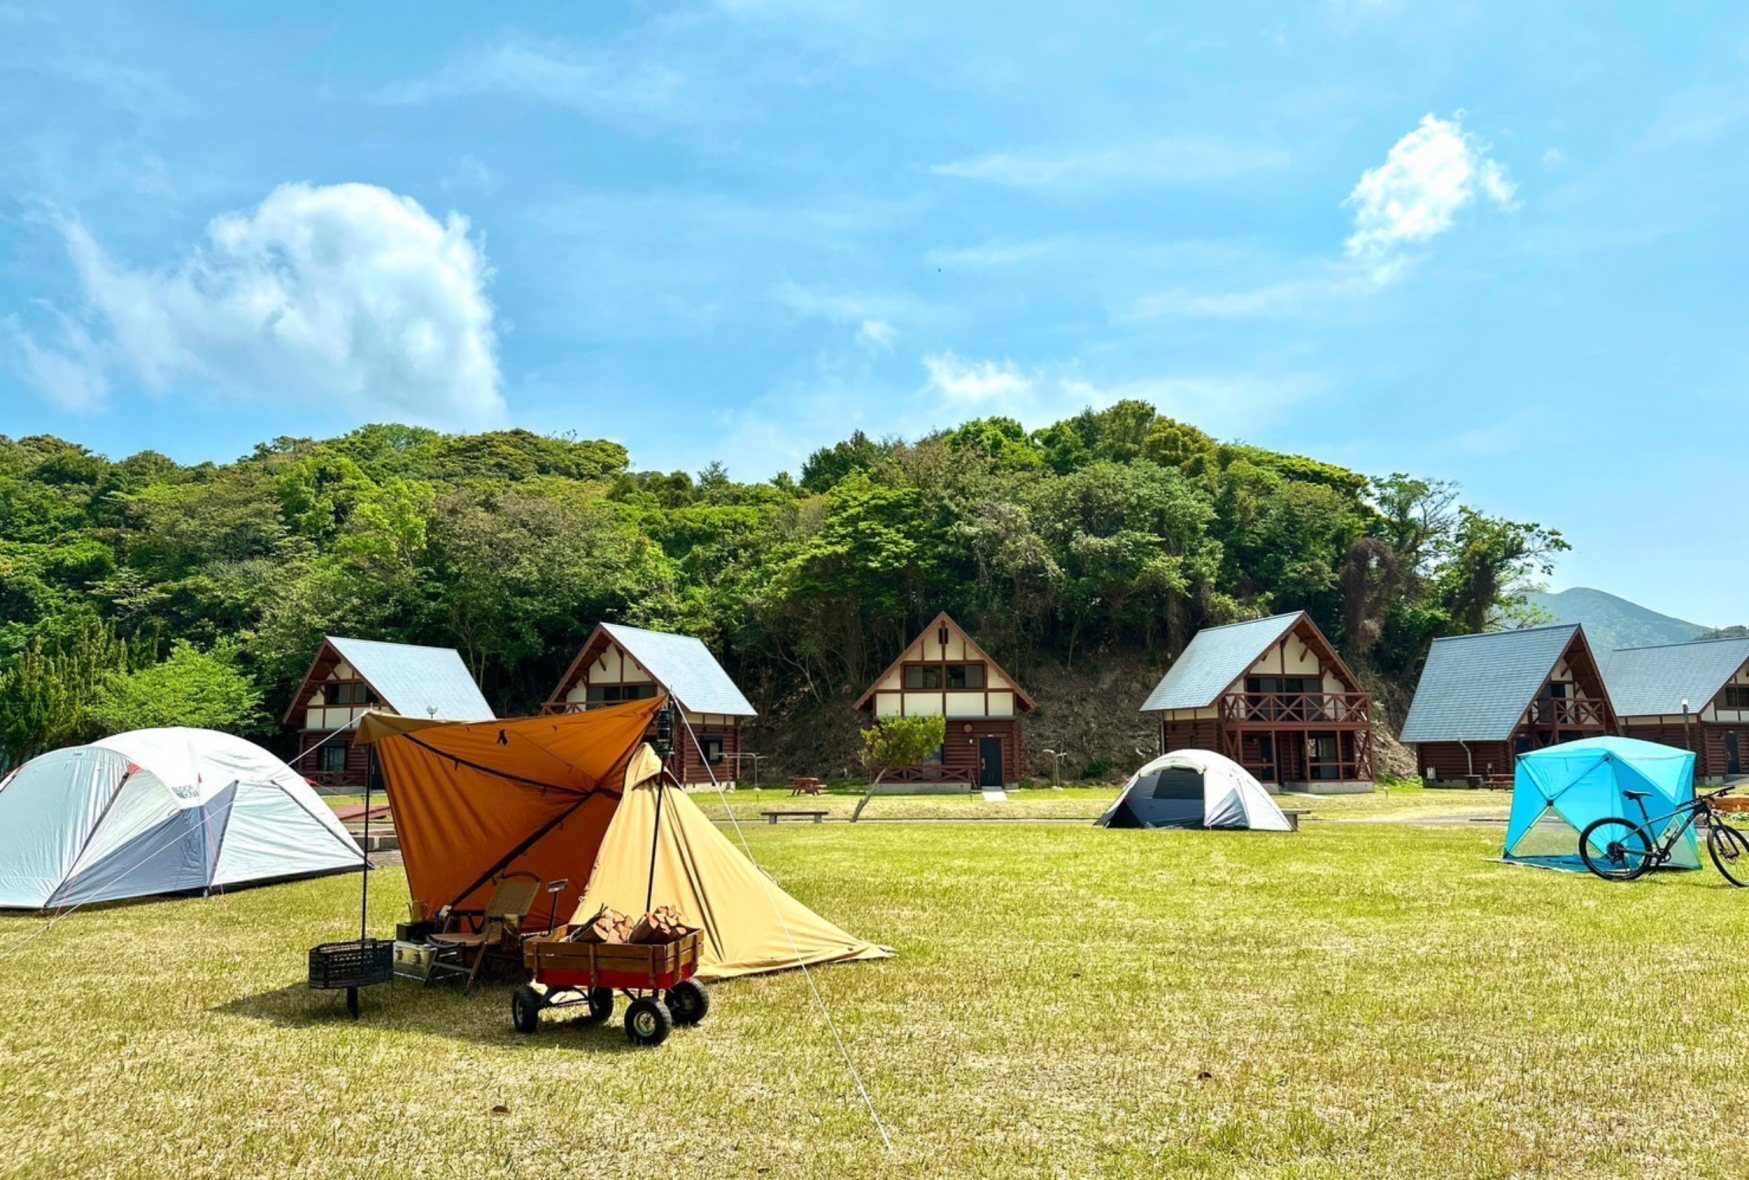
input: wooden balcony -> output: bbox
[1525,696,1609,728]
[1219,692,1373,727]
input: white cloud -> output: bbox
[922,352,1034,403]
[11,183,504,426]
[856,319,897,352]
[1344,113,1517,264]
[933,137,1289,191]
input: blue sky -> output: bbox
[2,2,1746,623]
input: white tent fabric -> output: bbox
[0,728,362,909]
[1096,749,1293,831]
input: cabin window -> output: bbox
[1307,735,1340,780]
[700,736,725,764]
[946,664,985,690]
[585,684,659,703]
[920,744,945,766]
[1246,676,1320,696]
[318,746,348,774]
[904,664,984,690]
[324,682,375,707]
[1724,687,1749,709]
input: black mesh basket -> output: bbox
[308,939,395,990]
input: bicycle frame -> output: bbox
[1619,788,1732,865]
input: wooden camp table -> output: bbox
[790,777,822,796]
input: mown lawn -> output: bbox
[3,818,1746,1178]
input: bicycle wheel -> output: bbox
[1708,820,1749,887]
[1579,817,1656,881]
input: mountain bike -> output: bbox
[1579,785,1749,885]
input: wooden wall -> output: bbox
[1415,741,1512,783]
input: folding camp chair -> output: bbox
[426,872,543,993]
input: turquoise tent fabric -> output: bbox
[1505,736,1699,871]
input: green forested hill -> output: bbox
[0,403,1565,769]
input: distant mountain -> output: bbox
[1526,587,1709,652]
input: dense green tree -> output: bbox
[87,640,267,736]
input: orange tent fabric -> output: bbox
[358,698,662,930]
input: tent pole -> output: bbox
[645,775,666,914]
[360,746,374,947]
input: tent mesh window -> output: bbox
[1507,807,1586,864]
[1152,768,1203,799]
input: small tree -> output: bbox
[851,714,947,822]
[88,640,267,737]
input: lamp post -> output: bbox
[1682,699,1692,752]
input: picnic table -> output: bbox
[761,810,827,825]
[1279,807,1312,832]
[790,777,822,796]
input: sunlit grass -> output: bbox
[3,818,1745,1177]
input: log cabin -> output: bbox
[284,636,495,789]
[1400,623,1615,785]
[1140,612,1375,793]
[853,613,1034,788]
[543,623,757,787]
[1603,637,1749,782]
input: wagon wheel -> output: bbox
[511,985,545,1035]
[625,997,672,1047]
[665,979,710,1026]
[577,986,614,1026]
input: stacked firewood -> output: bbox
[630,906,692,944]
[568,904,693,944]
[571,905,636,944]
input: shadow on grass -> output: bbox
[212,975,654,1054]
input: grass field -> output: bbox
[3,809,1746,1178]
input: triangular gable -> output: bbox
[1604,637,1749,718]
[1401,624,1611,744]
[545,624,756,718]
[1140,612,1358,713]
[852,613,1035,712]
[281,637,493,726]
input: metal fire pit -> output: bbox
[309,938,395,1019]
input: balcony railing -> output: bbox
[1219,692,1372,726]
[883,765,977,785]
[1526,697,1609,728]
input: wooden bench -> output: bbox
[762,810,827,825]
[1279,807,1312,832]
[790,777,822,796]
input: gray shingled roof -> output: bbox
[601,623,756,717]
[1398,625,1579,744]
[1604,638,1749,718]
[1140,613,1304,712]
[328,637,495,722]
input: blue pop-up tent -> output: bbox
[1504,736,1699,871]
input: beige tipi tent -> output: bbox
[575,746,890,980]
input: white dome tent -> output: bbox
[1095,749,1293,831]
[0,728,363,909]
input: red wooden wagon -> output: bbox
[512,929,710,1047]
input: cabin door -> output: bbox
[979,737,1004,787]
[1727,733,1741,777]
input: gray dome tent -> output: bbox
[1096,750,1292,831]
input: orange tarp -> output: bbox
[359,698,663,929]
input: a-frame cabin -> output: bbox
[1400,623,1616,785]
[543,623,757,787]
[284,636,495,789]
[853,613,1034,788]
[1605,637,1749,782]
[1140,612,1375,792]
